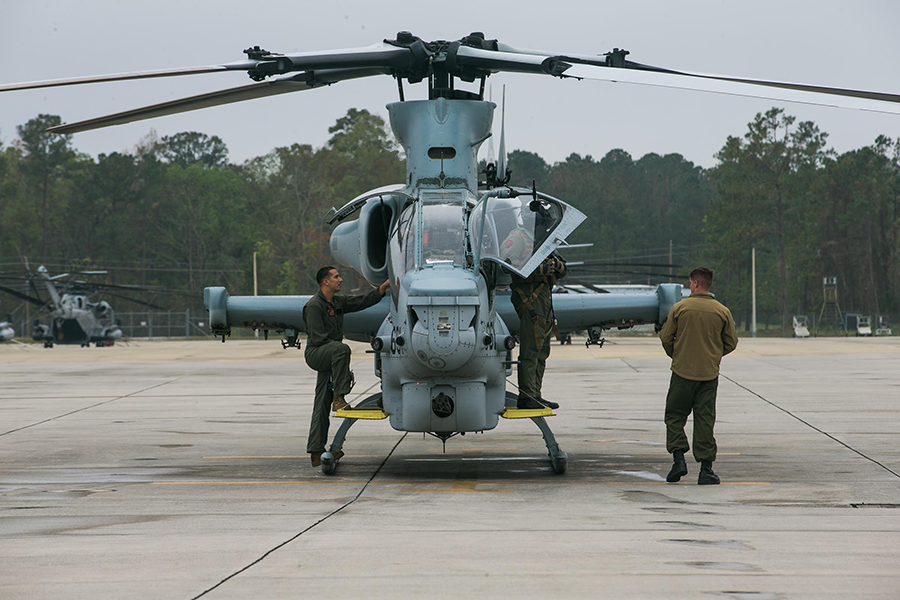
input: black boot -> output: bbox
[666,450,688,482]
[698,460,720,485]
[517,394,548,409]
[539,397,560,409]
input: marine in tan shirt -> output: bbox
[658,267,738,485]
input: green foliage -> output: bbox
[159,132,229,169]
[704,109,900,331]
[2,106,897,330]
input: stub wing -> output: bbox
[203,283,681,339]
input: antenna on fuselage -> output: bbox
[496,85,508,182]
[487,86,496,165]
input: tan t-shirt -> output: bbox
[659,292,738,381]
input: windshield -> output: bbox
[387,190,474,294]
[469,195,565,274]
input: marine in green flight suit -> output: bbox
[303,266,389,467]
[501,227,567,410]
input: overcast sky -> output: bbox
[1,0,898,169]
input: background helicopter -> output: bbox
[3,31,898,473]
[0,265,165,347]
[0,312,13,342]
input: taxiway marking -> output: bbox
[152,480,770,486]
[202,455,380,459]
[402,480,513,493]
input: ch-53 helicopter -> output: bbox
[0,266,163,347]
[3,31,898,473]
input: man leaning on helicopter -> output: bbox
[501,228,566,410]
[303,266,390,467]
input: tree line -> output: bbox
[1,107,898,333]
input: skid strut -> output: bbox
[531,416,568,474]
[322,393,383,475]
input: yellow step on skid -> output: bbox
[335,408,388,420]
[501,407,555,419]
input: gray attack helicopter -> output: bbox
[0,266,163,347]
[3,32,898,473]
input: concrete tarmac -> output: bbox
[1,336,899,599]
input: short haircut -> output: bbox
[315,266,337,286]
[689,266,714,289]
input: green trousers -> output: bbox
[511,285,552,402]
[304,341,352,454]
[664,372,718,462]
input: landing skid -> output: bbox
[531,415,568,474]
[502,392,567,473]
[322,392,383,475]
[323,392,568,475]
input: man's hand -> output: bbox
[378,279,391,296]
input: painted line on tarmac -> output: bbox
[721,373,900,480]
[402,480,513,493]
[426,447,520,452]
[154,479,771,486]
[190,432,407,600]
[201,455,382,459]
[0,376,186,437]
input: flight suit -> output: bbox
[658,293,738,462]
[508,253,566,405]
[303,288,383,453]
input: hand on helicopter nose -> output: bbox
[378,280,391,296]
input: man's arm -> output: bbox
[340,286,385,314]
[722,309,739,356]
[304,302,331,347]
[659,305,678,358]
[553,252,567,280]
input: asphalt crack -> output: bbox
[190,432,407,599]
[0,377,185,437]
[721,373,900,479]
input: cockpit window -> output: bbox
[420,191,469,267]
[469,192,583,278]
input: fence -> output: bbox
[2,310,247,341]
[115,310,214,339]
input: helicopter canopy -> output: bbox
[388,189,473,283]
[469,190,586,278]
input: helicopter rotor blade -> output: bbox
[558,277,611,294]
[0,42,414,95]
[455,44,900,115]
[101,291,167,311]
[0,66,230,93]
[47,67,390,135]
[0,284,45,306]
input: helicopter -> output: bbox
[0,266,163,347]
[3,32,898,473]
[0,313,13,342]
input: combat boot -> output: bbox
[516,393,547,410]
[539,397,560,410]
[332,395,350,412]
[698,460,720,485]
[310,452,323,467]
[666,449,688,482]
